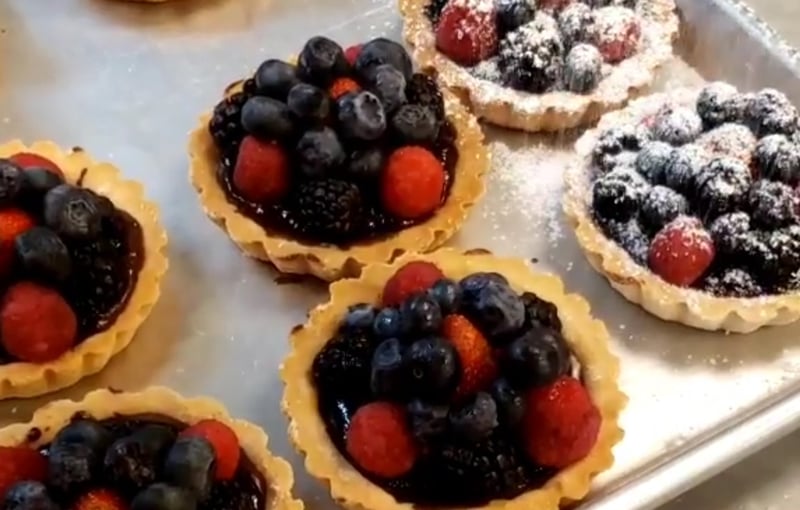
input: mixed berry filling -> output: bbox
[208,37,460,247]
[0,414,263,510]
[589,83,800,297]
[426,0,645,94]
[0,154,143,366]
[312,261,601,505]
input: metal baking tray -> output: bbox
[1,1,799,509]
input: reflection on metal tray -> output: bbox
[0,1,799,510]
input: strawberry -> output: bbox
[382,261,445,306]
[648,215,715,287]
[435,0,498,66]
[0,446,47,499]
[9,152,63,177]
[232,136,290,204]
[0,209,35,276]
[442,314,497,399]
[346,402,418,478]
[522,376,601,469]
[344,44,363,67]
[180,419,241,481]
[381,146,445,220]
[595,7,641,63]
[0,281,77,363]
[71,488,127,510]
[329,78,360,100]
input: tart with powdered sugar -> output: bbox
[400,0,678,132]
[564,82,800,332]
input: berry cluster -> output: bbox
[312,261,600,505]
[0,417,260,510]
[0,154,142,366]
[208,37,458,246]
[590,83,800,297]
[428,0,644,94]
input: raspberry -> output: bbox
[522,376,600,469]
[435,1,498,66]
[181,419,241,481]
[0,281,77,363]
[594,6,641,63]
[381,146,445,219]
[0,208,35,276]
[232,136,289,204]
[329,78,360,100]
[648,216,716,287]
[344,44,363,67]
[0,447,47,499]
[9,152,64,177]
[442,314,497,399]
[346,401,418,478]
[71,489,127,510]
[381,261,445,306]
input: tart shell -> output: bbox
[189,80,489,282]
[281,248,626,510]
[399,0,679,132]
[0,386,304,510]
[0,140,168,399]
[564,88,800,333]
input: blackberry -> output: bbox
[201,477,260,510]
[640,185,688,233]
[736,231,779,285]
[496,0,537,38]
[558,2,596,50]
[766,226,800,286]
[709,212,750,256]
[650,105,703,146]
[753,134,800,185]
[564,44,602,94]
[406,73,445,121]
[498,14,564,93]
[312,332,376,400]
[701,269,762,298]
[521,292,562,332]
[600,218,650,265]
[635,141,674,183]
[745,88,798,138]
[592,124,650,172]
[425,0,449,26]
[208,92,250,152]
[696,82,746,129]
[291,179,363,242]
[694,157,751,221]
[591,167,649,222]
[662,143,710,197]
[747,179,798,230]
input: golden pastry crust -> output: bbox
[0,140,168,398]
[399,0,679,132]
[0,387,304,510]
[189,80,489,282]
[564,88,800,333]
[281,248,626,510]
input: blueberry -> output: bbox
[404,336,458,401]
[287,83,330,122]
[662,143,709,197]
[401,294,442,334]
[489,378,525,428]
[254,59,300,100]
[505,327,571,388]
[240,96,294,141]
[14,227,71,283]
[449,392,499,441]
[337,91,387,141]
[345,148,385,182]
[373,308,406,339]
[461,279,525,340]
[709,212,750,256]
[19,168,64,211]
[496,0,536,37]
[295,127,345,179]
[342,303,378,333]
[640,186,688,233]
[163,436,216,502]
[2,481,58,510]
[131,483,197,510]
[370,338,407,398]
[47,442,98,494]
[564,44,602,94]
[104,424,177,492]
[407,399,449,442]
[391,104,440,145]
[370,64,407,114]
[53,419,112,451]
[43,185,112,240]
[635,141,674,184]
[0,159,22,206]
[459,272,509,303]
[428,278,462,315]
[354,38,413,83]
[297,36,349,86]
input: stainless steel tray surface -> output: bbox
[1,1,800,509]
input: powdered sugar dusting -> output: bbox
[698,123,757,166]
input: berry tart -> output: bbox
[0,387,303,510]
[0,141,167,398]
[565,83,800,332]
[400,0,679,132]
[282,249,624,509]
[189,37,488,281]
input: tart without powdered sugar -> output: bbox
[565,83,800,332]
[400,0,678,132]
[282,249,624,510]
